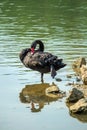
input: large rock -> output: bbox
[72,57,87,85]
[66,88,84,103]
[66,57,87,115]
[80,65,87,85]
[72,84,87,98]
[72,57,86,75]
[70,98,87,113]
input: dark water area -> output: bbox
[0,0,87,130]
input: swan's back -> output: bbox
[22,51,65,73]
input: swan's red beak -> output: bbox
[31,48,35,54]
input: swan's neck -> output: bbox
[38,42,44,51]
[31,40,44,52]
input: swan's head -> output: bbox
[31,40,44,52]
[30,47,35,54]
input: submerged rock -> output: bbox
[70,98,87,114]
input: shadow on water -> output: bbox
[19,82,65,112]
[70,112,87,123]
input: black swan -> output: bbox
[19,40,66,82]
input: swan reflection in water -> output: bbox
[19,83,65,112]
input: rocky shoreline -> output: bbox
[19,57,87,116]
[66,57,87,114]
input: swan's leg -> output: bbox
[41,73,44,83]
[50,65,57,78]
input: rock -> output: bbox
[72,57,87,85]
[80,65,87,85]
[66,88,84,103]
[76,76,81,82]
[80,65,87,75]
[70,98,87,114]
[55,78,62,82]
[71,84,87,98]
[45,85,59,94]
[45,84,66,98]
[72,57,86,75]
[66,82,74,86]
[66,74,72,78]
[66,57,87,115]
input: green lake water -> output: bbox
[0,0,87,130]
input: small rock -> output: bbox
[66,82,74,86]
[45,84,66,98]
[66,74,72,78]
[55,78,62,82]
[45,85,59,94]
[76,76,81,82]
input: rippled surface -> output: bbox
[0,0,87,130]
